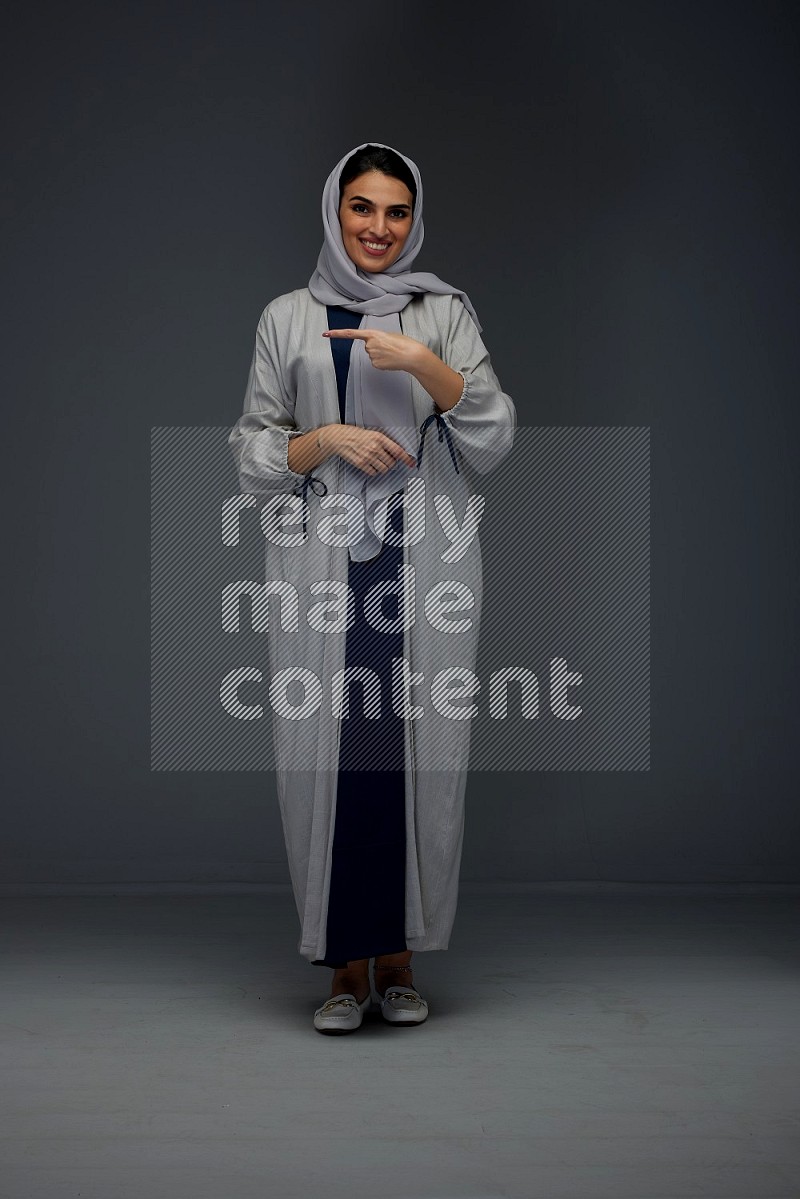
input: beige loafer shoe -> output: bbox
[379,985,429,1026]
[313,991,371,1034]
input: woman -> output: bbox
[228,142,516,1033]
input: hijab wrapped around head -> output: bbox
[308,141,480,562]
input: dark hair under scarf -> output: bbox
[338,144,418,211]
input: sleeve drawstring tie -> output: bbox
[416,413,460,475]
[294,472,328,540]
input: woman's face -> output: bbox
[338,170,414,273]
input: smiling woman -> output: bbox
[228,142,516,1035]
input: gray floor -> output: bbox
[2,885,799,1199]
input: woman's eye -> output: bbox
[350,205,408,219]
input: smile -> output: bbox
[359,239,392,255]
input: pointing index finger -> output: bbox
[322,329,371,340]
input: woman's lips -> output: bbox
[359,239,391,257]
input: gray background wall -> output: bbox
[3,0,798,888]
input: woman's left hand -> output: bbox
[323,328,430,373]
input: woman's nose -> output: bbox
[368,213,388,237]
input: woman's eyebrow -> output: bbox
[348,195,411,209]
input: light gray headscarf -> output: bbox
[308,141,481,561]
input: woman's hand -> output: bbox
[323,327,465,412]
[323,327,427,373]
[320,424,416,476]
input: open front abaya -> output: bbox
[227,287,516,963]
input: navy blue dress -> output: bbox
[311,305,408,968]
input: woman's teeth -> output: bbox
[361,240,389,251]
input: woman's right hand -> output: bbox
[320,425,416,476]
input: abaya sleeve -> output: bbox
[435,294,517,477]
[228,304,310,498]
